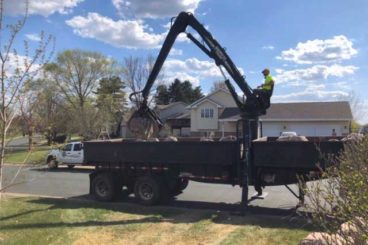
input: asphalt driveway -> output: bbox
[3,165,301,212]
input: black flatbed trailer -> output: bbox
[85,138,343,206]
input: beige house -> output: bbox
[156,102,191,137]
[185,89,353,137]
[220,101,353,137]
[186,89,236,136]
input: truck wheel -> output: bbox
[134,176,167,205]
[91,173,116,202]
[47,157,58,169]
[171,178,189,196]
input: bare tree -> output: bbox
[19,81,39,150]
[210,80,229,92]
[338,91,366,132]
[122,55,163,107]
[0,0,54,194]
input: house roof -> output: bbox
[219,101,353,121]
[190,98,224,108]
[186,88,230,108]
[167,112,190,120]
[155,101,187,111]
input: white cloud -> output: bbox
[4,0,83,17]
[275,65,358,85]
[4,53,42,81]
[162,57,246,88]
[25,33,41,42]
[334,81,350,90]
[262,45,274,50]
[112,0,202,19]
[163,58,225,86]
[169,48,183,56]
[66,13,165,49]
[273,87,349,102]
[278,35,357,64]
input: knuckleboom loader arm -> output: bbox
[128,12,266,139]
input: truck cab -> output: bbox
[46,141,84,169]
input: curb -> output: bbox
[2,192,65,199]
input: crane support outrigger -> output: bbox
[127,12,272,207]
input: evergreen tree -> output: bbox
[155,79,204,105]
[155,84,170,105]
[95,76,127,136]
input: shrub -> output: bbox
[305,136,368,244]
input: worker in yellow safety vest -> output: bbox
[254,68,275,109]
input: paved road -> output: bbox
[3,165,300,211]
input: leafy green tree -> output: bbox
[45,49,113,138]
[95,76,127,137]
[25,78,68,145]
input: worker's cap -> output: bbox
[262,68,270,74]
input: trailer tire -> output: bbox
[91,173,116,202]
[67,165,75,169]
[171,178,189,196]
[47,157,58,169]
[134,176,166,205]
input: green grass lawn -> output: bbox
[0,196,313,245]
[4,148,50,165]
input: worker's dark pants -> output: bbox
[253,89,271,109]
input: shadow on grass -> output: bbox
[0,195,316,232]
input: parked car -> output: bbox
[46,141,84,169]
[280,131,298,137]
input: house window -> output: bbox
[201,108,214,118]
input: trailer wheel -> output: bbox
[47,157,58,169]
[91,173,116,202]
[171,178,189,196]
[67,165,75,169]
[134,176,167,205]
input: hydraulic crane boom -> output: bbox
[128,12,268,139]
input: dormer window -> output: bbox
[201,108,214,118]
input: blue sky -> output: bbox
[4,0,368,123]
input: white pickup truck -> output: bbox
[46,141,84,169]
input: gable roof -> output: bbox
[219,101,353,121]
[186,88,231,108]
[155,101,187,111]
[189,98,224,108]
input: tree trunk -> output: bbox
[0,122,6,198]
[28,129,33,151]
[47,129,52,146]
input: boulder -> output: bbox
[277,135,308,142]
[219,135,237,141]
[147,138,160,142]
[299,232,345,245]
[253,136,268,142]
[163,136,178,142]
[341,133,363,142]
[200,137,214,142]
